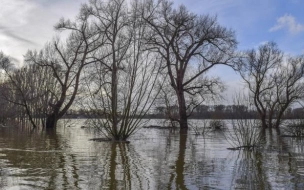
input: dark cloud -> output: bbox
[0,25,37,46]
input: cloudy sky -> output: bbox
[1,0,304,102]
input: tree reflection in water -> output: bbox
[167,130,187,190]
[1,121,304,189]
[107,143,132,190]
[229,128,304,190]
[0,126,81,189]
[230,150,271,189]
[98,129,189,190]
[99,142,146,190]
[0,125,189,189]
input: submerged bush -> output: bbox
[210,120,226,131]
[191,120,226,136]
[283,120,304,137]
[225,119,263,150]
[191,120,211,136]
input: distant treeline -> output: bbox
[63,104,304,120]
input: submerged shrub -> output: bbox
[191,120,211,136]
[225,119,263,150]
[283,120,304,137]
[210,120,226,131]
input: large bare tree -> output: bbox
[155,68,224,127]
[143,0,237,129]
[0,61,58,128]
[25,9,106,128]
[236,42,304,128]
[0,53,18,124]
[82,0,162,141]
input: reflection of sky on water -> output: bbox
[0,119,304,189]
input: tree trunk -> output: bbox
[46,113,58,128]
[275,105,289,128]
[177,88,188,130]
[274,112,284,128]
[111,63,118,136]
[260,114,268,128]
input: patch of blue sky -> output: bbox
[174,0,304,54]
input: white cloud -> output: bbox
[0,0,86,64]
[0,0,36,27]
[0,0,38,63]
[270,14,304,34]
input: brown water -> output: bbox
[0,120,304,190]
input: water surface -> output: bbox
[0,119,304,189]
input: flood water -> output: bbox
[0,119,304,190]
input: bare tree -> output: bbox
[0,52,60,128]
[25,8,106,128]
[1,53,37,127]
[143,0,237,129]
[0,53,17,124]
[236,42,304,128]
[272,55,304,127]
[0,82,13,124]
[155,69,224,127]
[83,0,162,141]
